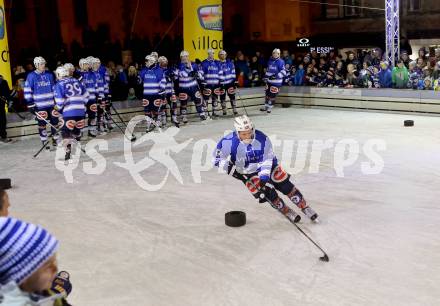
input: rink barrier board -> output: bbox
[4,93,265,139]
[5,87,440,139]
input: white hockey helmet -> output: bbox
[234,115,254,132]
[92,57,101,65]
[64,63,74,70]
[180,50,189,58]
[145,55,156,67]
[272,48,281,59]
[33,56,46,68]
[158,56,168,65]
[55,66,69,80]
[79,58,89,70]
[150,52,159,61]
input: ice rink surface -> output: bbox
[1,107,440,306]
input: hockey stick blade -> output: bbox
[246,178,330,262]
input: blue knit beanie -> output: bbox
[0,217,59,285]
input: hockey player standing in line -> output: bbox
[141,55,166,131]
[90,57,106,133]
[95,57,113,131]
[53,66,89,160]
[78,58,98,138]
[218,50,238,116]
[200,49,222,117]
[24,57,60,149]
[158,56,179,127]
[213,115,319,223]
[261,49,287,113]
[175,51,207,123]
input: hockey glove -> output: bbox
[189,70,199,78]
[50,271,72,297]
[232,170,247,183]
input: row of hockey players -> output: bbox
[23,48,287,154]
[24,56,111,160]
[139,47,287,130]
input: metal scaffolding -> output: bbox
[385,0,400,66]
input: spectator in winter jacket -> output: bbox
[371,66,380,88]
[408,61,422,89]
[392,60,409,89]
[378,61,392,88]
[345,63,359,88]
[282,50,293,66]
[293,64,305,86]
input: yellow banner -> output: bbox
[183,0,223,61]
[0,0,11,89]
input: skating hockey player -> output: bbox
[24,57,60,149]
[200,49,222,117]
[141,55,166,131]
[175,50,207,123]
[158,56,179,127]
[53,66,89,161]
[218,50,238,116]
[261,48,287,113]
[213,115,318,223]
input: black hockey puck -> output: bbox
[404,120,414,127]
[225,211,246,227]
[0,178,11,189]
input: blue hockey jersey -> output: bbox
[265,58,287,86]
[142,66,166,96]
[93,71,105,100]
[161,67,175,95]
[201,59,221,85]
[80,71,97,101]
[213,129,277,181]
[24,71,55,109]
[218,60,236,85]
[175,62,201,89]
[54,78,89,117]
[98,65,110,95]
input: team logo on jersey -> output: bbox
[198,5,223,31]
[153,99,162,107]
[76,120,85,129]
[227,87,235,94]
[271,165,288,183]
[37,111,48,120]
[245,176,261,195]
[179,93,188,100]
[270,86,279,94]
[142,99,149,107]
[52,109,60,117]
[90,104,98,112]
[214,88,221,96]
[66,120,76,130]
[203,88,212,96]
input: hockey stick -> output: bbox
[110,102,140,139]
[246,178,330,262]
[33,112,86,158]
[102,106,136,142]
[235,86,249,117]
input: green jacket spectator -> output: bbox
[392,60,409,88]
